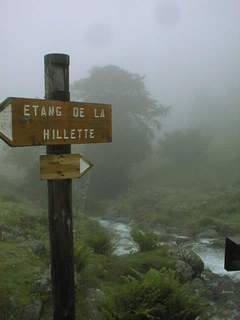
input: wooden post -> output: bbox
[44,54,75,320]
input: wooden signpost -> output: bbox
[0,53,112,320]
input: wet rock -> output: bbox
[178,248,204,277]
[175,259,193,281]
[200,270,240,319]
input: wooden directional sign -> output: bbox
[40,154,93,180]
[0,97,112,147]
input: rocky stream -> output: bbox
[97,218,240,320]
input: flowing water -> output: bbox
[192,240,240,281]
[97,219,138,255]
[97,218,240,280]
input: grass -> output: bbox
[79,246,176,289]
[0,240,47,317]
[0,193,114,319]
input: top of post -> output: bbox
[44,53,70,66]
[44,53,70,101]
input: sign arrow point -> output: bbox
[79,157,93,176]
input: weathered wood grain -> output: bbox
[40,154,93,180]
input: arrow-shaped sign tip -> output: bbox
[80,158,92,175]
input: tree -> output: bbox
[71,65,168,199]
[2,65,167,205]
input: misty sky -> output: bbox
[1,0,240,129]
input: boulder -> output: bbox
[178,248,204,277]
[175,259,194,281]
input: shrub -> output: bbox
[83,225,112,255]
[131,228,160,251]
[75,217,113,255]
[110,248,175,279]
[99,268,205,320]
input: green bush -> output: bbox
[74,215,113,255]
[80,220,113,255]
[84,231,112,255]
[99,268,205,320]
[111,248,175,279]
[131,228,160,251]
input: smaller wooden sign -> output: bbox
[40,154,93,180]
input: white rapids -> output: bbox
[97,218,240,280]
[191,241,240,281]
[97,219,138,255]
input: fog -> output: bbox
[1,2,240,319]
[1,0,240,132]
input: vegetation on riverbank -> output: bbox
[99,268,205,320]
[0,192,208,319]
